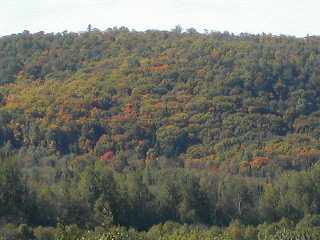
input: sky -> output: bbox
[1,0,319,37]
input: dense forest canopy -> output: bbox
[1,27,320,239]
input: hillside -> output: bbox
[1,28,320,239]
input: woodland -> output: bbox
[0,26,320,239]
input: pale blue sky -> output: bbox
[1,0,319,37]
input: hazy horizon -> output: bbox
[1,0,320,37]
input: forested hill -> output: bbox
[1,28,320,239]
[1,28,320,169]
